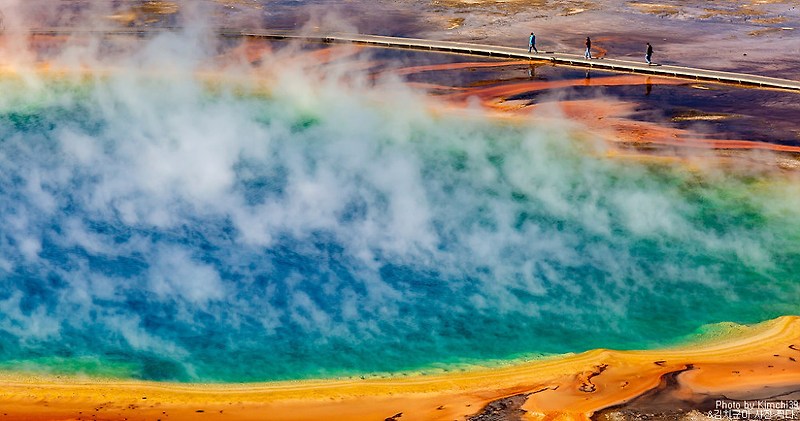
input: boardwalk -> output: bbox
[27,27,800,92]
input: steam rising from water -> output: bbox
[0,16,798,382]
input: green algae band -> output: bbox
[0,68,797,383]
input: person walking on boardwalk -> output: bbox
[529,32,538,53]
[645,42,653,65]
[584,37,592,59]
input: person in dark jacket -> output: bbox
[646,42,653,65]
[584,37,592,59]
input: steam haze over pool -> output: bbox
[0,4,798,383]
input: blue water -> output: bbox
[0,71,797,383]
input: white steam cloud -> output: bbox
[0,2,797,381]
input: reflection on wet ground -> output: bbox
[378,49,800,146]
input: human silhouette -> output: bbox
[584,37,592,59]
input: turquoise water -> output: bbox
[0,70,798,383]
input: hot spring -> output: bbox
[0,33,798,383]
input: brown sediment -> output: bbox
[748,27,794,36]
[468,393,531,421]
[751,17,789,25]
[700,5,766,20]
[627,2,680,17]
[0,317,798,420]
[429,0,548,13]
[107,1,180,26]
[214,0,264,9]
[447,17,466,30]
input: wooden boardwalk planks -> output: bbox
[25,27,800,92]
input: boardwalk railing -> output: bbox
[25,27,800,92]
